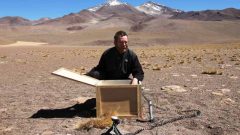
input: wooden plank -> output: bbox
[96,86,101,117]
[137,85,142,118]
[52,67,99,86]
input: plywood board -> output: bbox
[97,80,132,86]
[96,85,141,118]
[52,67,99,86]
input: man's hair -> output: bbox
[114,30,128,41]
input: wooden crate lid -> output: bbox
[52,67,99,86]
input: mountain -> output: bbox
[87,0,152,23]
[39,0,147,25]
[88,0,126,12]
[1,1,240,27]
[222,8,240,16]
[171,8,240,21]
[32,17,51,25]
[136,1,182,16]
[0,16,31,26]
[38,10,101,25]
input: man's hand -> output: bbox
[131,78,138,85]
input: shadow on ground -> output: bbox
[30,98,96,118]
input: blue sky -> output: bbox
[0,0,240,20]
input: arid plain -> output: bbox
[0,19,240,135]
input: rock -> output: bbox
[172,73,180,77]
[41,131,54,135]
[222,98,235,104]
[15,59,27,64]
[42,54,49,57]
[229,76,238,79]
[0,108,7,112]
[71,97,94,103]
[220,89,231,93]
[206,125,224,135]
[2,127,13,132]
[0,61,8,64]
[161,85,187,92]
[212,92,224,96]
[191,74,198,78]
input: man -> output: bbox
[87,30,144,85]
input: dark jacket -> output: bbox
[92,47,144,81]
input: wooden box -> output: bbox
[96,80,141,118]
[52,68,142,118]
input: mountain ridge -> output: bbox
[0,0,179,26]
[0,0,239,26]
[171,8,240,21]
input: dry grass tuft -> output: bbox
[178,60,185,64]
[163,64,172,68]
[229,55,239,61]
[202,67,223,75]
[235,62,240,65]
[42,54,49,57]
[139,51,148,58]
[15,59,27,64]
[76,113,114,131]
[141,61,151,69]
[73,66,87,74]
[1,56,7,59]
[152,63,161,70]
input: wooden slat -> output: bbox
[52,67,99,86]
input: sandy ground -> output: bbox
[0,41,48,47]
[0,44,240,135]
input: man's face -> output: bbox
[115,35,128,54]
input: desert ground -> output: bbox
[0,42,240,135]
[0,22,240,135]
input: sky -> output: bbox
[0,0,240,20]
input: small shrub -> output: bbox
[1,56,7,59]
[66,26,84,31]
[76,113,114,130]
[152,64,161,70]
[179,60,184,64]
[141,61,151,69]
[202,67,222,75]
[235,62,240,65]
[73,67,86,74]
